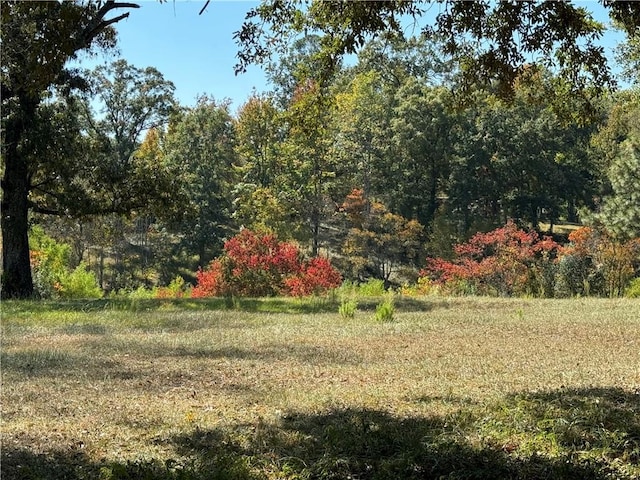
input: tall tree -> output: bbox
[234,1,633,109]
[1,1,139,298]
[235,93,282,189]
[78,59,177,213]
[590,88,640,239]
[331,70,391,203]
[390,80,454,229]
[163,97,238,267]
[279,80,335,256]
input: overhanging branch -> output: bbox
[81,1,140,48]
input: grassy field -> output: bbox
[1,296,639,479]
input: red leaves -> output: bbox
[191,259,226,298]
[422,221,560,296]
[284,257,343,297]
[192,229,341,298]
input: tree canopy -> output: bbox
[1,1,139,298]
[234,1,640,107]
[3,0,640,299]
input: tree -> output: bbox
[443,72,599,236]
[233,94,295,237]
[594,137,640,240]
[331,70,391,203]
[234,1,636,109]
[278,79,336,256]
[341,189,424,287]
[265,34,341,107]
[1,0,139,298]
[390,80,454,228]
[589,88,640,239]
[78,59,177,214]
[352,33,456,89]
[163,97,238,267]
[235,93,282,189]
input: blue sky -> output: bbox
[79,1,626,113]
[80,1,268,111]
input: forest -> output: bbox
[2,1,640,300]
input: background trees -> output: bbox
[163,97,238,267]
[3,1,639,298]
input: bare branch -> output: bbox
[28,200,61,216]
[199,0,210,16]
[80,1,140,48]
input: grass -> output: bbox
[1,296,639,479]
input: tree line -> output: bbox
[2,1,639,298]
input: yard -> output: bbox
[1,297,639,479]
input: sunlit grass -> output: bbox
[2,297,639,479]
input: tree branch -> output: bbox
[28,200,62,216]
[80,1,140,48]
[199,1,210,16]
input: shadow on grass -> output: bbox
[0,297,342,315]
[3,387,638,479]
[1,295,448,317]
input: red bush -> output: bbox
[191,259,226,298]
[422,221,560,296]
[284,257,342,297]
[192,229,341,298]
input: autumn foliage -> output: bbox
[191,229,341,298]
[558,227,640,297]
[422,220,561,296]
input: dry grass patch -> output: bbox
[1,297,639,479]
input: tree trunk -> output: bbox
[1,108,34,298]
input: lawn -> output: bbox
[1,297,639,479]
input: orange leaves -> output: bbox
[423,221,561,296]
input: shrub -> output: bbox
[192,229,341,298]
[127,286,156,299]
[400,276,438,297]
[624,277,640,298]
[421,220,561,297]
[554,253,601,297]
[374,296,395,322]
[358,278,386,297]
[562,227,640,297]
[191,259,227,298]
[338,298,358,319]
[156,275,189,299]
[29,226,72,298]
[284,257,342,297]
[58,263,102,299]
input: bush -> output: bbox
[554,254,601,297]
[29,226,72,298]
[126,286,156,299]
[400,277,438,297]
[192,229,341,298]
[156,275,189,299]
[625,277,640,298]
[358,278,386,297]
[58,263,102,299]
[421,221,561,297]
[561,227,639,297]
[284,257,342,297]
[374,296,395,322]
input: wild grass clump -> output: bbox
[338,298,358,318]
[374,295,395,322]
